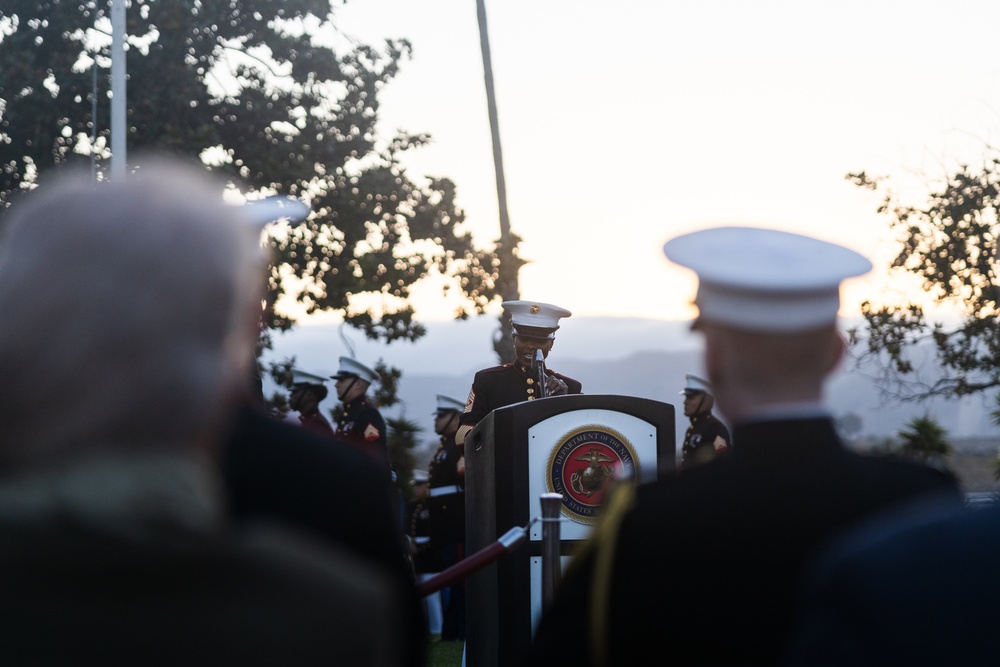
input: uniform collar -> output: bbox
[690,410,715,424]
[342,395,370,411]
[739,402,829,423]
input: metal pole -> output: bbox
[91,59,98,181]
[540,493,563,609]
[110,0,127,180]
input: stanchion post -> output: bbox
[540,492,563,609]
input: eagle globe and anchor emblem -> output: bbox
[546,425,639,524]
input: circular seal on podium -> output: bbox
[546,425,638,524]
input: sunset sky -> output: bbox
[308,0,1000,325]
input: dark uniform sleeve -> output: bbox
[711,416,730,447]
[353,404,387,451]
[428,434,466,547]
[457,370,492,446]
[336,400,391,475]
[550,370,582,395]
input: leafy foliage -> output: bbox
[0,0,506,342]
[897,414,952,462]
[848,162,1000,399]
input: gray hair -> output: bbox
[0,157,267,469]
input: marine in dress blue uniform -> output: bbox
[679,373,730,467]
[406,470,442,575]
[455,301,582,451]
[330,357,389,470]
[525,227,961,667]
[288,368,335,439]
[428,395,467,547]
[427,394,468,641]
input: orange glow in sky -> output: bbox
[306,0,1000,325]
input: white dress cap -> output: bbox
[290,368,328,387]
[330,356,379,384]
[435,394,465,414]
[663,227,872,332]
[238,195,311,228]
[679,373,713,396]
[503,300,572,337]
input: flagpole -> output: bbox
[110,0,127,180]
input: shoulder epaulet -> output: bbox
[478,364,512,375]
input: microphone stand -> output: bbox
[532,349,547,399]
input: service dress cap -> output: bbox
[680,373,714,396]
[434,394,465,415]
[290,368,329,388]
[504,300,572,340]
[663,227,872,332]
[411,469,430,485]
[238,195,311,228]
[330,356,379,384]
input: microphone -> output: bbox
[533,349,547,398]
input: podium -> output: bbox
[464,394,675,667]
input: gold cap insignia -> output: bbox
[530,305,541,314]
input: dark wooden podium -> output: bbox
[464,394,675,667]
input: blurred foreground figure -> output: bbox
[0,159,407,666]
[786,495,1000,666]
[525,227,960,667]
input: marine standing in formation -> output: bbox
[427,394,468,641]
[679,373,730,467]
[455,300,582,454]
[406,469,444,638]
[287,368,335,438]
[330,356,389,471]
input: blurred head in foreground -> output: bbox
[663,226,871,423]
[0,157,269,470]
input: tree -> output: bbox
[0,0,504,343]
[848,158,1000,400]
[897,414,952,464]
